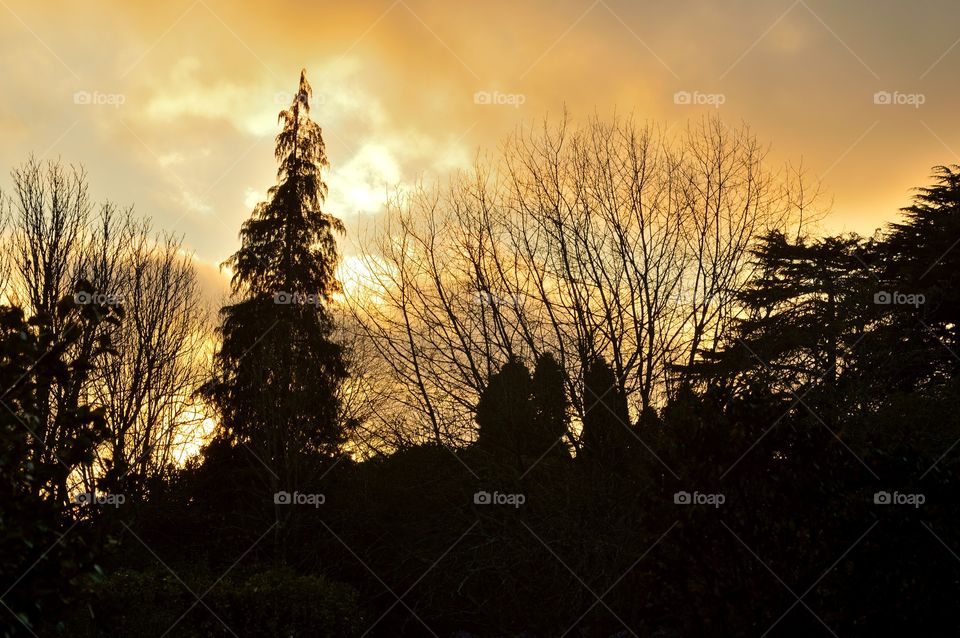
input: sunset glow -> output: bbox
[5,3,960,635]
[3,1,959,290]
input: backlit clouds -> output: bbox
[2,0,959,274]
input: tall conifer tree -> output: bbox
[203,71,348,487]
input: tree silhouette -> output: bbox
[1,286,120,634]
[709,231,873,389]
[879,165,960,377]
[474,354,572,465]
[580,356,632,464]
[531,352,569,455]
[202,70,348,491]
[476,357,533,454]
[475,357,534,462]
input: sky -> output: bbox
[2,0,959,295]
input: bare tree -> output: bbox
[0,190,11,298]
[333,312,412,458]
[6,158,93,499]
[3,158,210,500]
[349,115,820,449]
[85,213,209,493]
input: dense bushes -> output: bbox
[50,567,362,637]
[93,374,960,636]
[0,293,123,637]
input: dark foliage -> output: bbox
[8,124,960,634]
[200,70,350,497]
[580,357,635,465]
[1,286,120,636]
[51,566,362,637]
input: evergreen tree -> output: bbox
[580,356,632,464]
[879,165,960,377]
[694,231,875,399]
[1,287,119,634]
[202,70,348,489]
[531,352,569,455]
[475,357,535,461]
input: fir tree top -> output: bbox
[224,70,345,300]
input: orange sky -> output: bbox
[2,0,958,292]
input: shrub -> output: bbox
[51,566,362,637]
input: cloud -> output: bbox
[1,0,958,261]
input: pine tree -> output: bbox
[202,70,348,488]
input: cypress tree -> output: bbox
[202,70,348,489]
